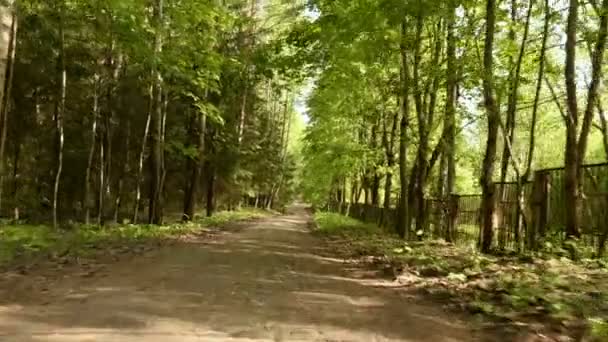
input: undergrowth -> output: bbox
[0,208,270,268]
[314,211,608,340]
[197,208,270,226]
[313,212,383,237]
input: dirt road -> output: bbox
[0,206,483,341]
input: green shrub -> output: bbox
[313,212,381,237]
[589,318,608,340]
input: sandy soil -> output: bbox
[0,206,487,341]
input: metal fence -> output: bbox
[327,162,608,256]
[534,163,608,254]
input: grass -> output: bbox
[0,208,271,268]
[313,211,608,340]
[197,208,270,226]
[313,212,383,237]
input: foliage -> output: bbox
[313,212,382,237]
[0,0,309,226]
[300,0,608,249]
[197,208,271,227]
[315,212,608,339]
[590,318,608,340]
[0,209,271,268]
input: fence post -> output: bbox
[447,194,460,243]
[422,199,431,238]
[530,171,549,250]
[597,193,608,258]
[433,199,444,238]
[496,183,507,250]
[514,178,528,253]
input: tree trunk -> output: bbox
[577,0,608,163]
[407,161,418,231]
[564,0,580,239]
[499,0,518,185]
[597,97,608,159]
[183,109,207,222]
[499,0,533,193]
[351,178,359,204]
[524,0,549,179]
[84,77,99,225]
[158,89,168,220]
[267,94,291,210]
[0,7,16,214]
[183,108,197,220]
[518,0,550,250]
[238,85,248,145]
[132,84,152,224]
[565,0,608,240]
[11,137,18,221]
[480,0,500,252]
[371,173,380,206]
[383,160,394,206]
[505,0,535,250]
[102,51,121,218]
[443,1,458,242]
[236,0,258,146]
[370,121,380,206]
[436,150,447,199]
[97,122,105,225]
[412,11,427,236]
[425,21,442,133]
[0,0,15,125]
[396,20,411,239]
[113,120,130,223]
[383,111,398,209]
[205,163,215,217]
[53,12,67,229]
[148,0,164,225]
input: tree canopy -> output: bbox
[300,0,608,250]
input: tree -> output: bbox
[52,0,66,229]
[0,0,17,212]
[396,19,412,239]
[0,0,15,112]
[148,0,164,224]
[0,0,304,226]
[563,0,608,238]
[442,0,457,242]
[480,0,500,252]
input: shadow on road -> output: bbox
[0,206,482,341]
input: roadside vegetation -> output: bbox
[0,208,270,270]
[0,0,305,281]
[314,211,608,341]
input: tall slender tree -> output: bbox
[397,20,411,239]
[148,0,164,224]
[480,0,500,252]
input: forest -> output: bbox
[301,0,608,256]
[0,0,605,253]
[1,0,608,340]
[0,0,307,228]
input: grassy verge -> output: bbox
[197,208,271,227]
[313,212,608,340]
[0,208,270,269]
